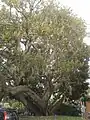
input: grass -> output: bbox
[19,116,83,120]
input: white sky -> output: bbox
[59,0,90,45]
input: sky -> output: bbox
[58,0,90,45]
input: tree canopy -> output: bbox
[0,0,89,115]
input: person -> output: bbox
[80,94,87,106]
[80,94,87,119]
[81,104,86,118]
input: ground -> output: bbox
[20,116,83,120]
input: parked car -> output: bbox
[0,108,19,120]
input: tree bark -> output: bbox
[6,85,65,116]
[8,85,47,115]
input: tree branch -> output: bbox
[8,85,46,109]
[15,7,27,20]
[50,94,65,114]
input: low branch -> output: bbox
[8,85,46,109]
[8,85,29,95]
[27,89,46,109]
[50,94,65,114]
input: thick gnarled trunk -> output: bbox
[8,85,49,115]
[3,85,64,116]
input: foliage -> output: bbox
[9,100,25,110]
[55,103,81,116]
[0,0,89,115]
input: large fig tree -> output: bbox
[0,0,89,115]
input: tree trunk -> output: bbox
[14,93,48,116]
[7,85,64,116]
